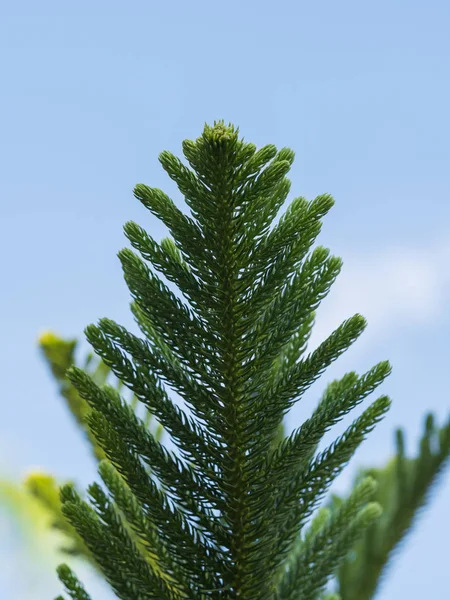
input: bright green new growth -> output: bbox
[55,122,392,600]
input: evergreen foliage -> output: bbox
[3,327,448,597]
[39,332,162,463]
[52,122,393,600]
[333,412,450,600]
[5,329,447,598]
[37,332,164,570]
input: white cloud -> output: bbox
[309,232,450,351]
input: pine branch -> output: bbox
[257,396,390,585]
[34,332,163,566]
[52,122,390,600]
[39,332,103,459]
[23,326,447,598]
[335,412,450,600]
[277,477,379,600]
[57,564,92,600]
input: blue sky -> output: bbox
[1,0,450,598]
